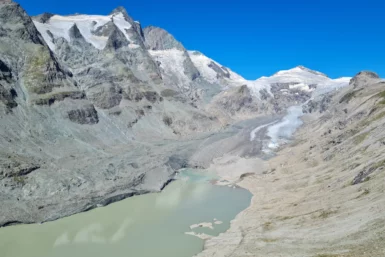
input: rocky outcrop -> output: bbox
[32,12,54,23]
[208,61,230,79]
[0,84,17,109]
[110,6,145,43]
[269,82,312,113]
[67,104,99,124]
[303,92,333,114]
[144,26,201,82]
[68,24,84,40]
[0,155,40,180]
[32,91,86,106]
[0,0,82,106]
[208,85,259,122]
[349,71,380,88]
[104,23,130,50]
[144,26,185,51]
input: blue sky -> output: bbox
[18,0,385,79]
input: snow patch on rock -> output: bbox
[33,12,135,51]
[149,49,191,89]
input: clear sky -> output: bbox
[18,0,385,79]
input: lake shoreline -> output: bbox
[0,169,252,257]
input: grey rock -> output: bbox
[92,21,115,37]
[0,1,45,44]
[296,65,328,77]
[143,91,161,103]
[166,155,188,171]
[105,23,130,50]
[208,61,230,79]
[0,155,40,179]
[68,24,84,40]
[32,91,86,106]
[269,82,312,113]
[0,59,12,81]
[303,93,333,114]
[67,104,99,124]
[163,115,173,126]
[183,56,200,81]
[110,6,144,41]
[350,71,380,88]
[209,85,259,118]
[32,12,54,23]
[87,84,123,109]
[259,89,271,100]
[0,0,81,105]
[143,26,200,81]
[0,84,17,109]
[352,164,379,185]
[143,26,185,51]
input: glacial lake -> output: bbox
[0,169,252,257]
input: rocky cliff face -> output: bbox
[0,1,215,227]
[0,0,352,226]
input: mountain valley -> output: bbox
[0,1,384,256]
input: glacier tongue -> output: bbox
[265,105,304,150]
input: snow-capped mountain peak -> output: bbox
[31,6,351,108]
[33,10,138,51]
[187,52,350,99]
[252,66,350,97]
[271,66,328,82]
[274,65,328,78]
[295,65,328,77]
[188,50,245,85]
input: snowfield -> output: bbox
[34,13,350,100]
[33,12,351,103]
[188,51,350,98]
[34,12,135,51]
[148,49,191,89]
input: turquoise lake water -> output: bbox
[0,169,252,257]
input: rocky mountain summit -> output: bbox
[0,0,353,227]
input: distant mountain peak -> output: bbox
[105,23,130,50]
[143,26,185,51]
[295,65,328,77]
[110,6,135,23]
[273,66,328,78]
[110,6,128,15]
[189,51,203,56]
[32,12,54,23]
[350,71,380,88]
